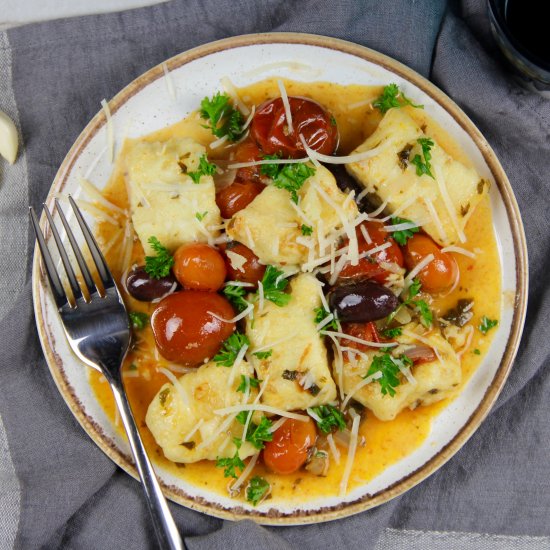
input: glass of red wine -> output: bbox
[488,0,550,96]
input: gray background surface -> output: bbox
[0,0,549,548]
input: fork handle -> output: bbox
[109,375,186,550]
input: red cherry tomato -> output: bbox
[216,180,265,219]
[263,418,317,474]
[403,234,459,294]
[151,291,235,365]
[222,241,266,286]
[172,244,227,291]
[341,321,382,354]
[339,221,404,283]
[250,96,338,158]
[233,139,263,183]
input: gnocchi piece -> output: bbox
[346,109,488,247]
[246,273,337,410]
[226,165,358,267]
[124,137,221,254]
[145,360,260,463]
[340,323,461,421]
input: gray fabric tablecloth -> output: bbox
[0,0,549,548]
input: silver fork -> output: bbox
[30,196,185,550]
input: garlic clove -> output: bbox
[0,110,19,164]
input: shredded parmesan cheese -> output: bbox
[220,76,250,116]
[181,418,204,444]
[269,417,287,433]
[326,433,341,464]
[214,404,309,421]
[301,138,388,165]
[402,253,435,291]
[441,245,476,259]
[257,281,265,314]
[209,135,229,149]
[208,304,254,324]
[339,413,360,496]
[226,250,247,272]
[161,62,177,100]
[277,79,293,134]
[227,157,309,170]
[100,99,114,163]
[434,164,467,243]
[321,330,398,348]
[227,344,248,388]
[230,452,260,494]
[424,197,448,243]
[157,367,189,408]
[341,371,383,410]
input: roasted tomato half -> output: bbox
[250,96,338,158]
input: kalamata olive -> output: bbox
[328,281,398,323]
[126,266,177,302]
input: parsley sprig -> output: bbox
[373,83,424,114]
[386,278,433,328]
[188,154,217,183]
[253,349,272,360]
[214,332,249,367]
[390,216,419,245]
[261,155,315,204]
[367,353,413,397]
[309,405,346,434]
[478,316,498,334]
[382,326,403,339]
[246,476,270,506]
[235,413,273,450]
[411,137,435,179]
[301,224,313,236]
[236,375,261,393]
[144,237,174,279]
[257,265,291,307]
[200,92,244,142]
[222,284,250,313]
[216,438,245,479]
[128,311,149,330]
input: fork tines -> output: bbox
[30,196,115,308]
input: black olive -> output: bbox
[328,281,398,323]
[126,266,177,302]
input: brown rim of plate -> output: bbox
[32,32,528,525]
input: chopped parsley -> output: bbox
[200,92,244,142]
[246,476,270,506]
[411,137,435,179]
[301,224,313,236]
[385,278,432,328]
[309,405,346,434]
[158,387,170,406]
[236,375,261,393]
[253,349,272,360]
[215,438,244,479]
[473,348,481,355]
[367,353,413,397]
[390,216,419,245]
[479,316,498,334]
[261,155,315,204]
[236,414,273,450]
[213,332,249,367]
[128,311,149,330]
[222,284,250,313]
[382,326,403,339]
[257,265,291,307]
[144,237,174,279]
[187,154,217,183]
[195,211,208,222]
[313,306,339,331]
[372,83,424,114]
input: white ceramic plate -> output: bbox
[32,33,528,524]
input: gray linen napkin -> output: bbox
[0,0,548,548]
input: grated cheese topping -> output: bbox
[339,413,360,496]
[277,79,294,134]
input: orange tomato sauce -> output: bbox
[88,79,501,504]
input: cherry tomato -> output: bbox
[341,321,382,354]
[339,221,404,283]
[263,418,317,474]
[233,139,263,183]
[216,180,265,219]
[222,242,265,286]
[250,96,338,158]
[403,234,459,294]
[151,290,235,365]
[172,243,227,291]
